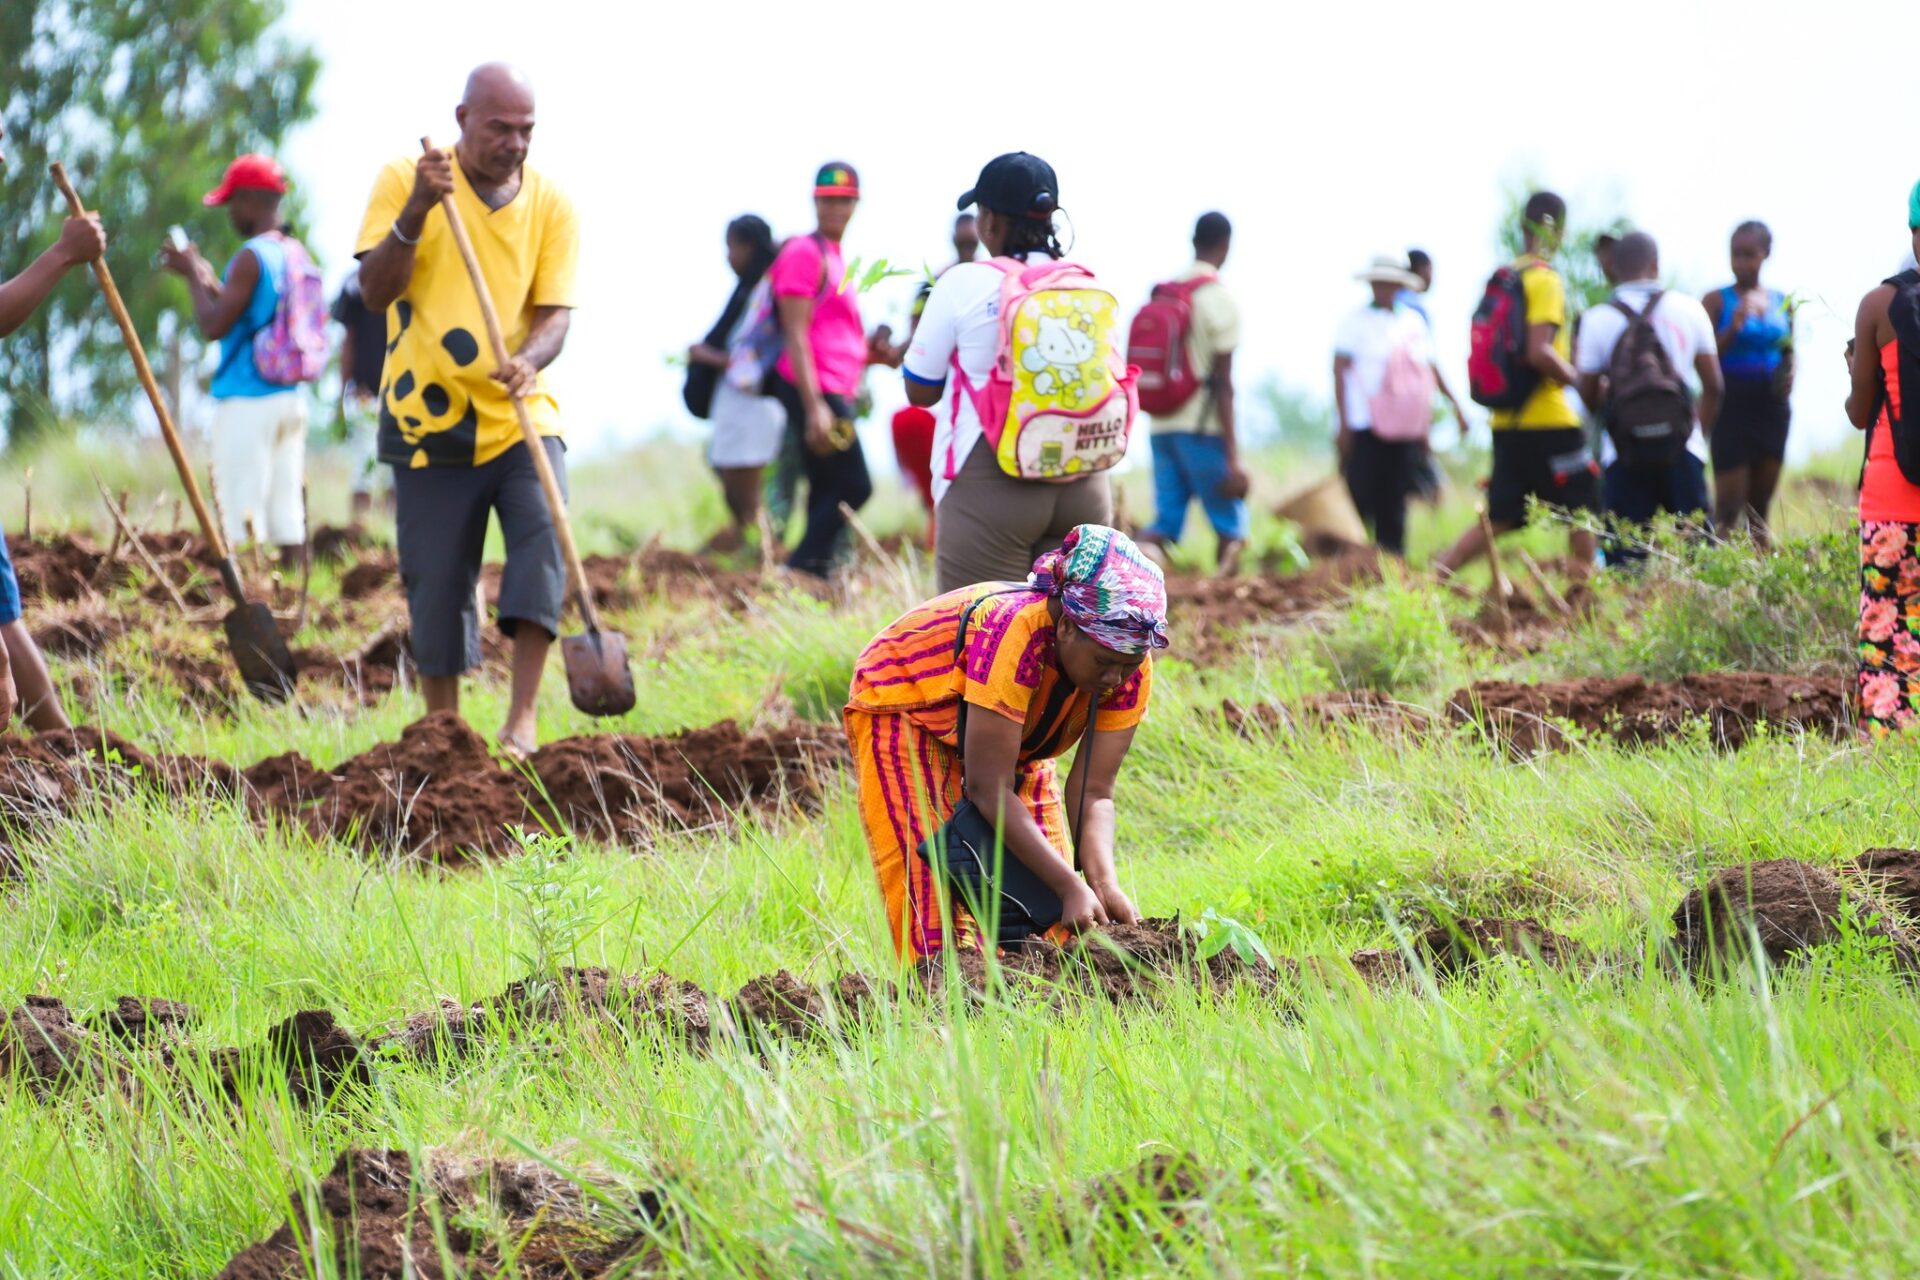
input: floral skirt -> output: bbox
[1857,520,1920,735]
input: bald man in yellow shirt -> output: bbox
[355,62,580,756]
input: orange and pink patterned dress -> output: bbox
[844,585,1152,958]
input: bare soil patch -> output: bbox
[526,719,848,842]
[1221,691,1425,737]
[1165,547,1380,660]
[1670,858,1916,973]
[1450,672,1848,752]
[917,918,1290,1003]
[1849,848,1920,920]
[215,1146,664,1280]
[1413,917,1579,979]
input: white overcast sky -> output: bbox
[275,0,1910,463]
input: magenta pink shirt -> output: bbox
[770,234,867,395]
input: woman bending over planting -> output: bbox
[844,524,1167,959]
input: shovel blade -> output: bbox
[560,628,636,717]
[222,602,297,704]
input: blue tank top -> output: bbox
[1713,286,1791,382]
[210,234,286,399]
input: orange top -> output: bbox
[847,585,1151,756]
[1861,341,1920,523]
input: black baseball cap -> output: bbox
[957,152,1059,218]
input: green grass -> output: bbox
[3,438,1915,1276]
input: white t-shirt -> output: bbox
[1573,282,1716,461]
[903,257,1045,505]
[1333,302,1431,431]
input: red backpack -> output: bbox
[1467,261,1543,410]
[1127,277,1213,416]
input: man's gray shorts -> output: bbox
[393,437,567,678]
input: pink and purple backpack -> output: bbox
[253,232,329,386]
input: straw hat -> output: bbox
[1354,255,1423,290]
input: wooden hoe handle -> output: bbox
[49,162,239,597]
[420,138,600,634]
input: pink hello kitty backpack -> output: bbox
[953,257,1139,482]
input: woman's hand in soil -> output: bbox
[1058,880,1110,932]
[1092,880,1139,926]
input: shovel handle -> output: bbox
[421,138,601,633]
[49,163,236,578]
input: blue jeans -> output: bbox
[0,522,20,626]
[1602,455,1709,566]
[1145,432,1249,544]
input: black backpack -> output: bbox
[1602,292,1693,471]
[1880,269,1920,485]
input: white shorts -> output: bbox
[344,392,387,496]
[211,390,308,548]
[707,378,785,470]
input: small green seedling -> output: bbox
[504,829,600,998]
[1186,905,1274,969]
[838,257,919,295]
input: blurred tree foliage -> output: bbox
[0,0,317,448]
[1494,179,1630,314]
[1253,376,1335,454]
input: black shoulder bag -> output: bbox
[915,590,1099,945]
[1876,270,1920,486]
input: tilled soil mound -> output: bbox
[12,531,221,605]
[0,994,370,1105]
[372,964,889,1065]
[1336,917,1578,988]
[87,995,197,1044]
[1449,580,1594,654]
[1082,1152,1219,1235]
[28,601,130,658]
[1166,548,1380,660]
[527,720,847,841]
[1220,691,1426,737]
[309,524,378,565]
[1670,858,1917,973]
[334,546,769,616]
[291,712,537,862]
[292,634,409,704]
[1850,848,1920,919]
[0,995,109,1097]
[215,1147,664,1280]
[0,714,845,869]
[1448,672,1848,752]
[917,918,1291,1003]
[338,554,399,602]
[0,726,243,868]
[372,966,725,1063]
[1414,917,1578,979]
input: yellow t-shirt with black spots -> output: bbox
[353,155,579,467]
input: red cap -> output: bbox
[203,153,288,206]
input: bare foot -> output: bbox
[1215,540,1244,578]
[495,725,536,762]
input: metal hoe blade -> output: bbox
[560,628,636,717]
[223,602,297,704]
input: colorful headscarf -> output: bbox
[1028,525,1170,655]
